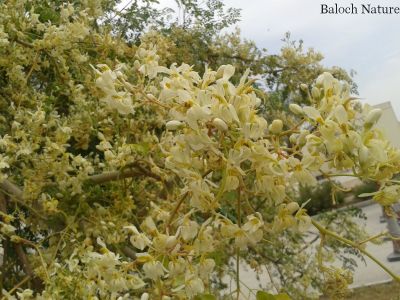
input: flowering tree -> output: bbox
[1,1,400,299]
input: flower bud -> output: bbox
[289,103,303,115]
[311,87,320,99]
[146,94,157,101]
[365,108,382,126]
[166,120,183,130]
[269,119,283,134]
[286,202,300,214]
[165,236,178,248]
[300,83,308,91]
[141,293,149,300]
[359,145,369,164]
[289,134,298,145]
[212,118,228,132]
[298,130,309,147]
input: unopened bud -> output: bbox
[365,108,382,126]
[300,84,308,91]
[166,120,183,130]
[359,145,369,164]
[269,119,283,134]
[212,118,228,131]
[311,87,320,99]
[141,293,149,300]
[165,236,178,248]
[289,134,298,145]
[146,94,157,101]
[286,202,300,214]
[289,103,303,115]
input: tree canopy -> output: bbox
[0,1,399,299]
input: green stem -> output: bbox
[236,186,241,300]
[312,219,400,282]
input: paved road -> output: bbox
[349,203,400,288]
[223,203,400,298]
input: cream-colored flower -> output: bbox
[143,260,165,280]
[185,273,205,298]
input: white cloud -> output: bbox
[223,0,400,118]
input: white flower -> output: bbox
[168,257,186,276]
[95,69,116,96]
[198,258,215,279]
[316,72,334,91]
[193,227,214,254]
[333,105,348,125]
[16,289,33,299]
[303,106,323,122]
[224,175,239,191]
[129,234,151,251]
[124,225,151,250]
[185,274,205,298]
[242,213,264,234]
[216,64,235,81]
[95,67,135,115]
[143,260,164,280]
[181,219,199,241]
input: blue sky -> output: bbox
[151,0,400,118]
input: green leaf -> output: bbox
[194,294,216,300]
[256,291,275,300]
[256,291,291,300]
[275,294,291,300]
[358,192,375,198]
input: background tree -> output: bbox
[0,1,396,300]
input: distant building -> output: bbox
[374,101,400,149]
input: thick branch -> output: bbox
[0,180,23,201]
[86,166,161,185]
[14,244,35,278]
[0,180,45,220]
[0,192,42,290]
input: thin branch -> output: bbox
[14,38,34,48]
[14,242,43,290]
[1,276,30,299]
[166,191,189,233]
[312,219,400,282]
[0,193,7,294]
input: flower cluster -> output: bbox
[0,2,399,298]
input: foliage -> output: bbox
[352,181,379,199]
[0,1,399,300]
[298,181,345,215]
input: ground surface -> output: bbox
[349,203,400,287]
[232,202,400,299]
[348,281,400,300]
